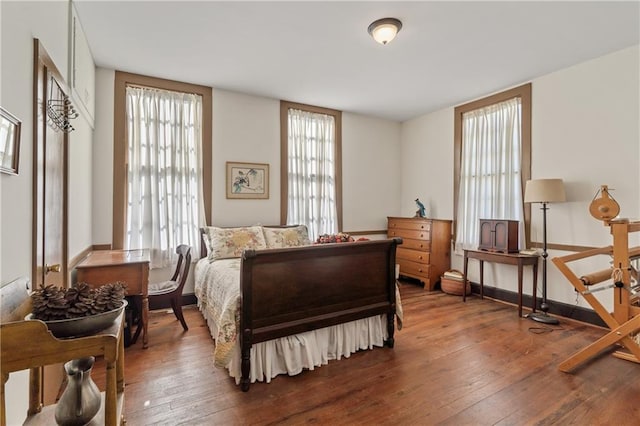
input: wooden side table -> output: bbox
[1,277,126,426]
[463,249,539,317]
[76,249,150,348]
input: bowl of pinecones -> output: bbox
[26,282,127,338]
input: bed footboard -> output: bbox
[239,238,401,391]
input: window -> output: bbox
[280,101,342,240]
[453,84,532,252]
[113,72,212,266]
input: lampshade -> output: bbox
[368,18,402,45]
[524,179,566,203]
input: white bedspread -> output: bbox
[194,257,403,384]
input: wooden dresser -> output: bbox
[387,217,452,291]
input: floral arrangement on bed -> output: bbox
[315,232,355,244]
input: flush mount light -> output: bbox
[367,17,402,45]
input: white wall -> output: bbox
[211,89,281,226]
[1,0,68,285]
[342,112,402,231]
[401,107,454,220]
[91,84,402,291]
[93,84,402,234]
[92,68,115,244]
[68,116,94,260]
[400,45,640,311]
[209,90,403,230]
[1,1,94,424]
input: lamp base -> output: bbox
[527,312,560,325]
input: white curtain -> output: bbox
[455,97,524,253]
[125,86,205,268]
[287,108,337,240]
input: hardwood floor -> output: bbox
[93,282,640,425]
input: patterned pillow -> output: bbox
[263,225,311,248]
[204,226,267,260]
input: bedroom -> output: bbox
[1,0,639,424]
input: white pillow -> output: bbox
[204,226,267,260]
[263,225,310,249]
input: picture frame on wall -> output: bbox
[226,161,269,199]
[0,106,22,175]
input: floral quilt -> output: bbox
[194,258,242,367]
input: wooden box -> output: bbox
[478,219,519,253]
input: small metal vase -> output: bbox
[55,356,101,426]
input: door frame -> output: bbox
[32,38,69,290]
[32,38,70,407]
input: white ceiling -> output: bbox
[74,1,640,122]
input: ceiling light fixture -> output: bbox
[368,18,402,45]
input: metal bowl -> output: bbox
[26,299,127,338]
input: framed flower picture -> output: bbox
[226,161,269,199]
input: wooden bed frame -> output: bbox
[200,232,401,391]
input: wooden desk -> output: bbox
[76,249,150,348]
[463,249,539,317]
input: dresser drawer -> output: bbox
[398,238,431,251]
[397,247,430,264]
[398,259,430,278]
[388,228,430,241]
[388,218,431,232]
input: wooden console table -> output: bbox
[76,249,150,348]
[463,249,539,317]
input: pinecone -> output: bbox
[94,282,127,311]
[32,284,69,321]
[31,282,127,321]
[64,282,97,317]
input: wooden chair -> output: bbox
[133,245,191,341]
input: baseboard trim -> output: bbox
[155,287,604,328]
[469,282,606,327]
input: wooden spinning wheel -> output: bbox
[552,185,640,372]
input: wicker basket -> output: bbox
[441,271,471,296]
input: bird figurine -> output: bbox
[415,198,426,218]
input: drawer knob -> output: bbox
[419,256,423,259]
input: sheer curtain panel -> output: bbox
[287,108,338,240]
[455,97,524,253]
[125,86,205,268]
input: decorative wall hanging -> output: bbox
[0,106,21,175]
[226,161,269,199]
[47,77,79,133]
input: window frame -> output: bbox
[113,71,212,249]
[453,83,532,249]
[279,100,343,231]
